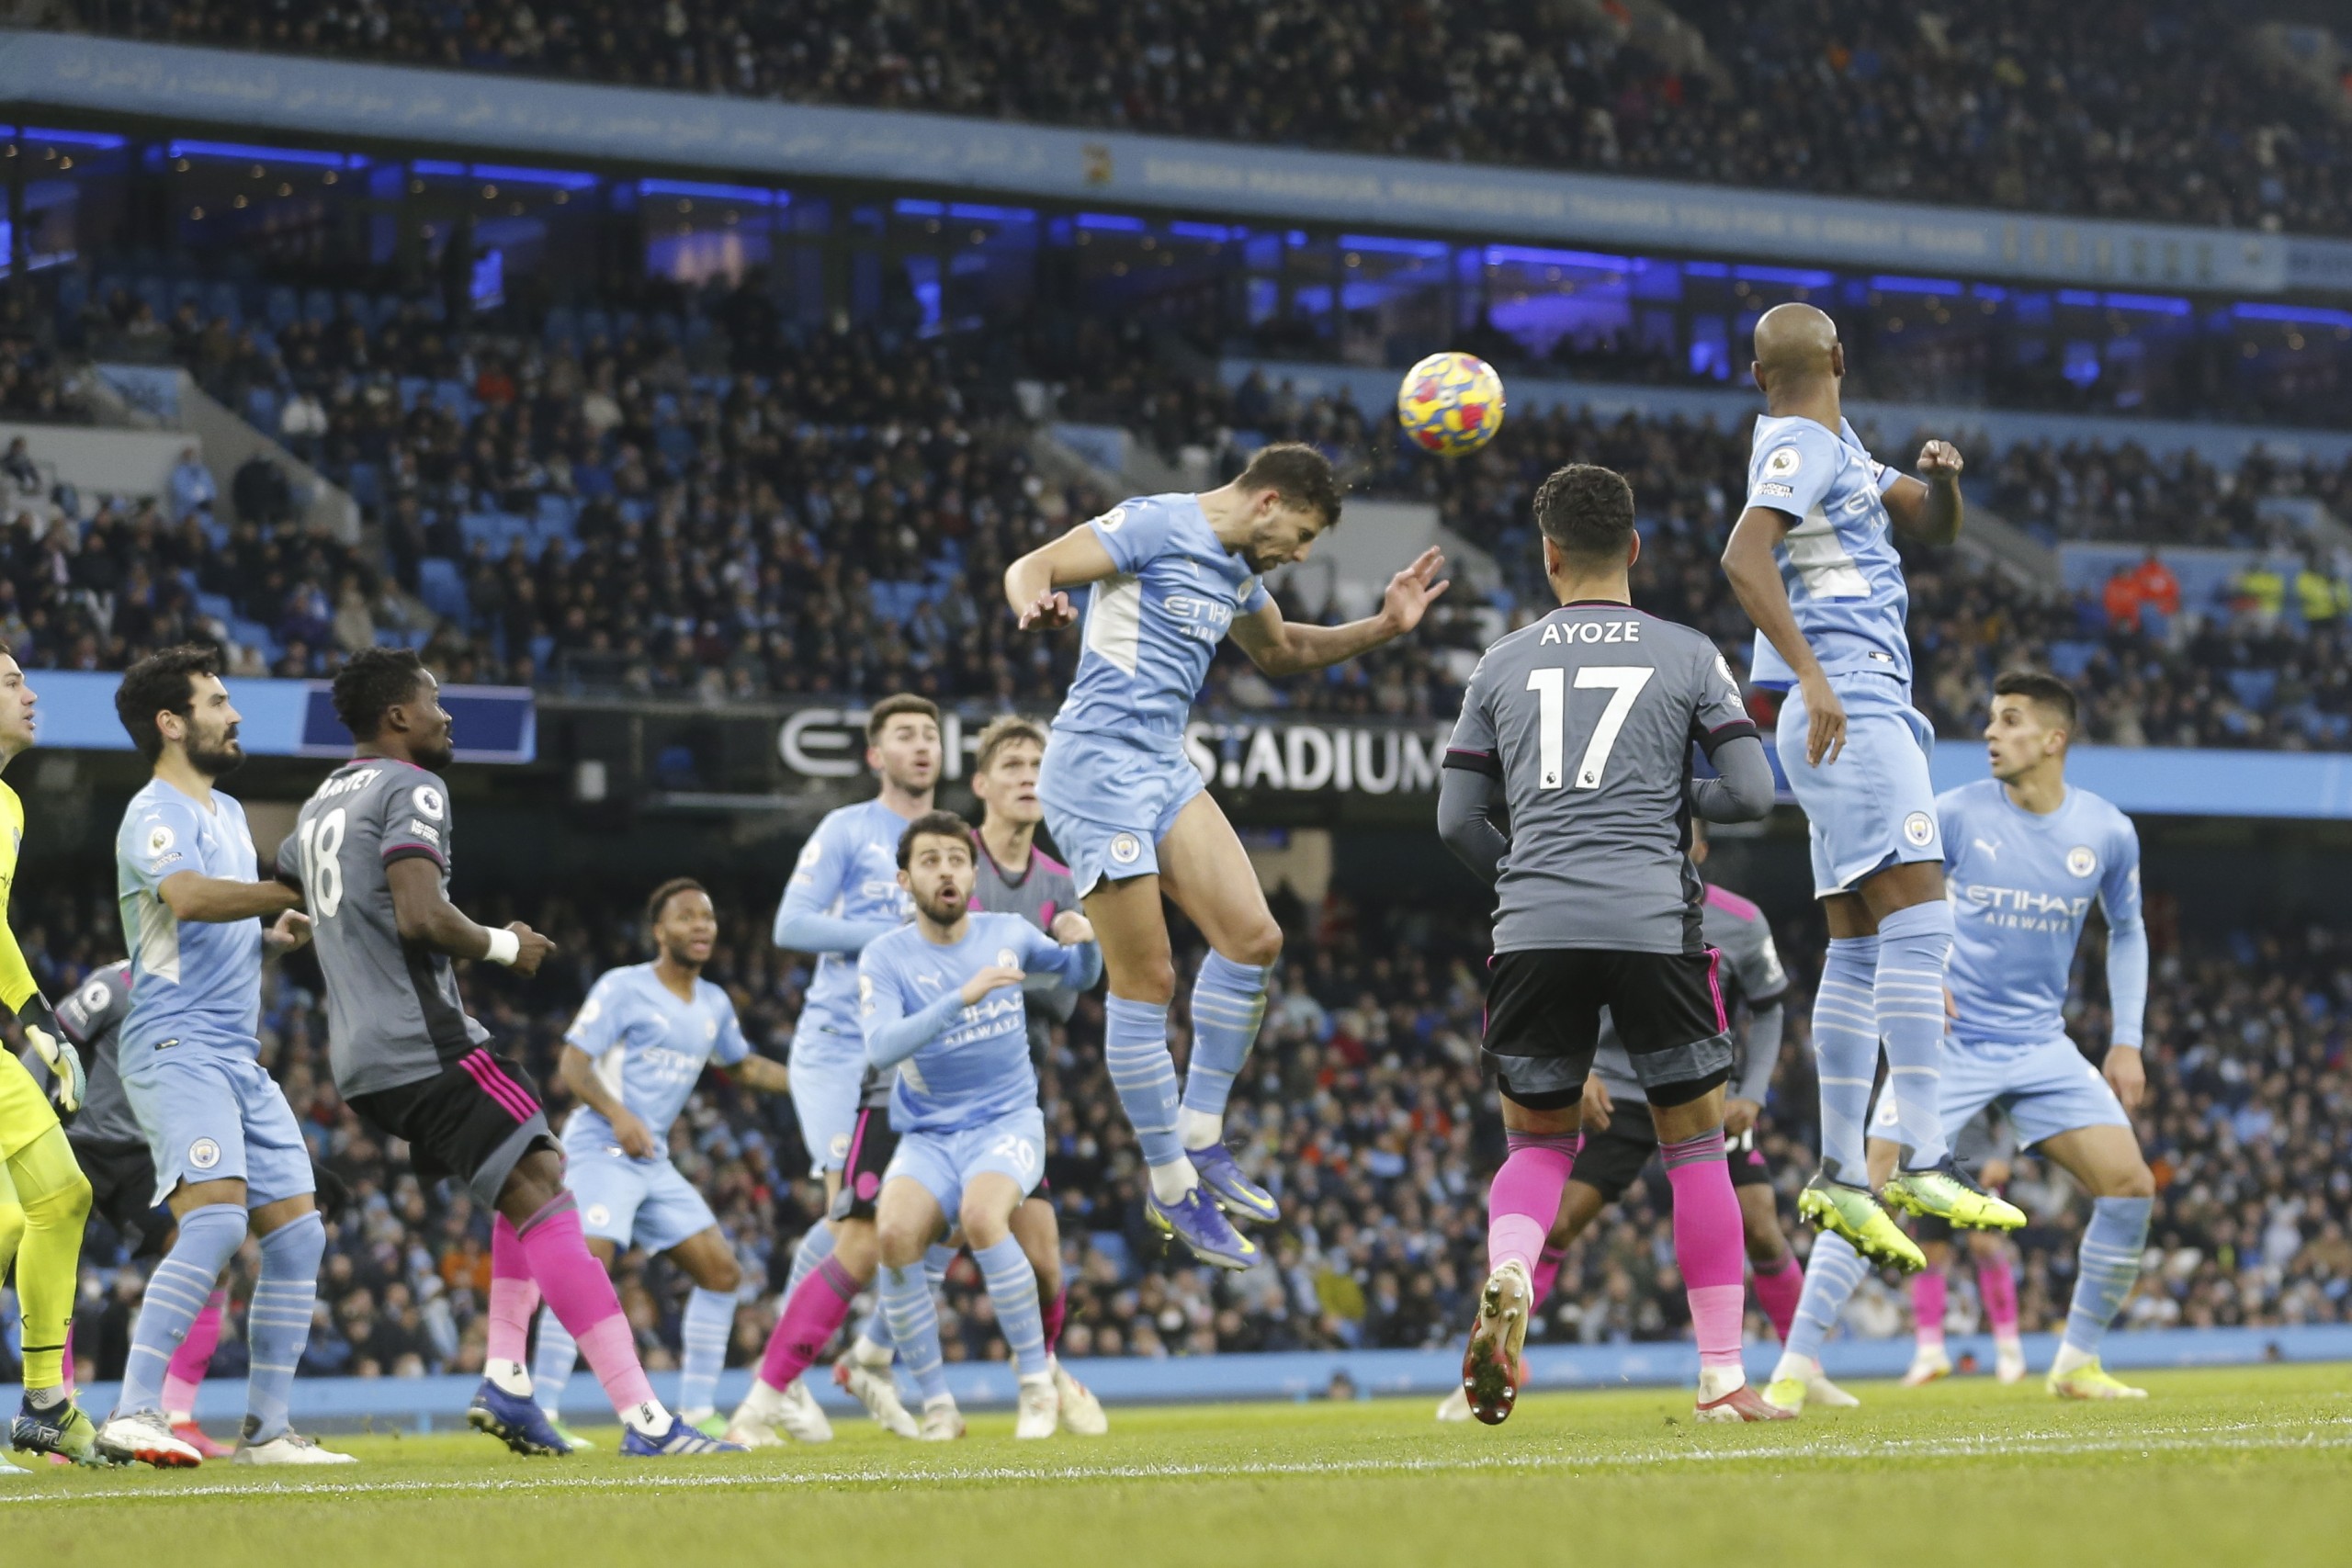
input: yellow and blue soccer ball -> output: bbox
[1396,351,1506,457]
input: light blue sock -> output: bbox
[119,1202,245,1416]
[1182,952,1270,1136]
[1874,903,1953,1168]
[879,1261,948,1405]
[1812,936,1881,1185]
[2063,1197,2153,1358]
[1104,996,1184,1171]
[974,1236,1047,1379]
[678,1287,736,1416]
[859,1242,958,1352]
[784,1222,836,1302]
[1782,1233,1869,1364]
[246,1211,324,1443]
[531,1310,579,1416]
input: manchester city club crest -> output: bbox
[2066,845,2098,877]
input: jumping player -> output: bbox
[860,812,1102,1438]
[1721,302,2024,1266]
[0,649,102,1470]
[529,879,793,1440]
[1764,671,2156,1411]
[731,694,937,1444]
[1006,443,1447,1268]
[1432,824,1802,1422]
[1438,464,1783,1424]
[281,648,732,1457]
[92,647,344,1468]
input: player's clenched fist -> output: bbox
[1917,440,1963,480]
[1049,909,1095,945]
[508,920,556,976]
[958,964,1025,1005]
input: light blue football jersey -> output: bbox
[1939,780,2144,1049]
[1051,493,1272,746]
[1743,414,1913,692]
[775,797,919,1038]
[563,963,752,1146]
[114,779,266,1066]
[858,913,1095,1133]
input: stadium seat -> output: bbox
[416,557,470,623]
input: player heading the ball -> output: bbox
[1004,443,1446,1269]
[1719,303,2025,1269]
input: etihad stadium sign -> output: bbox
[779,707,1450,795]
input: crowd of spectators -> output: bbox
[56,0,2352,237]
[11,835,2350,1385]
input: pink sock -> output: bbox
[1043,1285,1069,1350]
[1912,1269,1949,1350]
[1661,1129,1746,1371]
[1487,1131,1577,1276]
[758,1256,862,1392]
[162,1291,229,1415]
[516,1196,658,1417]
[1751,1253,1804,1344]
[1530,1242,1566,1311]
[1978,1252,2021,1338]
[487,1215,542,1367]
[61,1321,75,1397]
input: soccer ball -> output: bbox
[1397,351,1506,457]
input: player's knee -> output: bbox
[702,1254,743,1294]
[958,1198,1011,1250]
[1119,954,1179,1006]
[872,1213,928,1270]
[2106,1162,2156,1201]
[28,1168,93,1228]
[1222,918,1283,970]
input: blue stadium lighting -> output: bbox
[1338,234,1450,259]
[2055,289,2102,308]
[1168,221,1239,242]
[1971,284,2008,301]
[947,204,1035,223]
[2232,302,2352,330]
[2100,292,2191,316]
[1733,265,1837,288]
[169,139,356,167]
[19,127,128,151]
[1868,275,1964,296]
[639,178,776,205]
[1076,212,1148,231]
[1683,261,1730,277]
[894,199,945,217]
[468,163,599,190]
[1484,244,1636,273]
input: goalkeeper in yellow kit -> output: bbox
[0,649,103,1471]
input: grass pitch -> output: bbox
[7,1365,2351,1566]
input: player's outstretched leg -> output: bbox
[2047,1195,2154,1400]
[1976,1244,2026,1383]
[1180,953,1280,1224]
[97,1201,244,1467]
[5,1131,105,1466]
[159,1290,234,1459]
[1763,1233,1868,1415]
[1903,1261,1953,1387]
[510,1190,738,1456]
[1464,1126,1574,1425]
[468,1215,582,1456]
[236,1208,353,1465]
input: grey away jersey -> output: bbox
[279,759,492,1096]
[35,962,140,1146]
[1444,603,1758,955]
[1592,886,1789,1104]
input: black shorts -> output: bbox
[345,1048,555,1209]
[1483,948,1733,1111]
[829,1103,899,1224]
[72,1137,173,1259]
[1569,1102,1774,1205]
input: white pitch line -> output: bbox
[5,1418,2349,1506]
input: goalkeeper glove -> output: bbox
[20,992,82,1115]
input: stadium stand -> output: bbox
[52,1,2352,236]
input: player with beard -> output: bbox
[1007,444,1447,1269]
[93,647,343,1466]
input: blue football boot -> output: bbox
[467,1380,582,1457]
[1186,1142,1280,1225]
[1147,1185,1260,1270]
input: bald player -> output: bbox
[1720,304,2025,1271]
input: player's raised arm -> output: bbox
[1723,508,1843,766]
[772,821,901,955]
[1023,919,1102,993]
[1227,546,1449,676]
[1004,521,1121,632]
[1882,441,1965,547]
